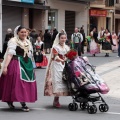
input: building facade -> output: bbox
[1,0,50,51]
[0,0,94,51]
[90,0,120,34]
[45,0,91,39]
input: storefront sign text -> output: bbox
[89,9,107,17]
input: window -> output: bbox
[48,10,58,30]
[106,0,114,6]
[115,0,120,4]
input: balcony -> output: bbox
[90,0,106,8]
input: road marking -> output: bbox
[0,107,46,111]
[0,107,120,115]
[106,112,120,115]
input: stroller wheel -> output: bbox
[68,103,78,111]
[87,105,97,114]
[80,102,89,110]
[99,104,109,112]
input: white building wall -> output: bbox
[0,0,2,51]
[45,0,87,33]
[57,9,65,32]
[75,9,88,35]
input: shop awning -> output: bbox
[2,0,50,10]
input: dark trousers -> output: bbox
[74,43,81,56]
[81,42,84,54]
[118,44,120,57]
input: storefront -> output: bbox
[89,9,107,31]
[45,0,89,39]
[2,0,50,43]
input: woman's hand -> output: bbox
[3,67,8,75]
[61,59,66,65]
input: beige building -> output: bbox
[90,0,120,34]
[44,0,94,39]
[0,0,93,49]
[2,0,50,42]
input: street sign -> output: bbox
[21,0,34,3]
[8,0,34,3]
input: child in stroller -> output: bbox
[63,50,109,114]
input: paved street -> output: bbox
[0,52,120,120]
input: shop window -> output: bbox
[106,0,114,6]
[90,17,98,32]
[48,10,58,30]
[115,10,120,14]
[115,0,120,4]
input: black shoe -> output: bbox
[21,103,29,112]
[22,105,30,112]
[7,102,15,109]
[106,53,109,57]
[105,55,107,57]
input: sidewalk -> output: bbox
[46,53,120,99]
[96,60,120,99]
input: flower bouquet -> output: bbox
[99,37,105,42]
[86,36,91,42]
[65,49,78,60]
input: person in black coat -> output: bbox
[80,26,85,54]
[44,29,51,54]
[2,28,14,58]
[51,28,58,46]
[30,29,38,45]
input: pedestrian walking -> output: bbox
[44,33,70,108]
[2,28,14,58]
[80,26,85,54]
[30,29,38,47]
[38,30,44,41]
[98,27,105,40]
[101,29,114,57]
[112,31,118,52]
[0,26,37,112]
[44,29,51,54]
[51,27,58,46]
[26,28,34,46]
[34,36,48,68]
[89,27,100,56]
[117,33,120,57]
[71,27,83,56]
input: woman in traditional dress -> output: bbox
[89,27,100,56]
[102,29,113,57]
[44,33,70,108]
[34,36,48,68]
[112,31,118,52]
[0,26,37,112]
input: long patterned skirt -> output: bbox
[89,40,100,54]
[0,58,37,102]
[44,61,70,96]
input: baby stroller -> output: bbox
[62,56,109,114]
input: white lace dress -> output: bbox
[44,44,70,96]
